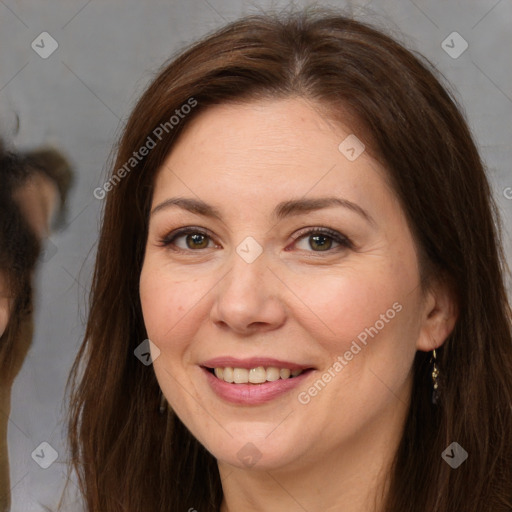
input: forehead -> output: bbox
[151,98,389,216]
[160,98,351,168]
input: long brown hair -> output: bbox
[67,6,512,511]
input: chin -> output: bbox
[205,432,305,471]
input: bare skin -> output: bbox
[139,98,457,511]
[13,169,59,241]
[0,272,9,342]
[0,172,58,512]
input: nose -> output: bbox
[210,247,287,335]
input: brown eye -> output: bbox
[183,232,209,249]
[160,226,352,255]
[293,227,352,253]
[308,233,333,251]
[160,228,215,252]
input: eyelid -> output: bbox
[160,226,215,248]
[291,226,349,242]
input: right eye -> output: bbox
[159,227,217,252]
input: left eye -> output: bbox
[160,227,351,253]
[293,227,351,252]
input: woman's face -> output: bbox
[139,98,444,472]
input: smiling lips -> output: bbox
[201,357,313,385]
[213,366,304,384]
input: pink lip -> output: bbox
[201,356,313,371]
[201,366,315,405]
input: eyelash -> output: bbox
[158,226,353,255]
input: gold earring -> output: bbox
[159,391,168,415]
[430,349,440,405]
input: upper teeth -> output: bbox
[213,367,304,384]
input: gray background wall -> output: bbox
[0,0,511,510]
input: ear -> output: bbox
[416,277,458,352]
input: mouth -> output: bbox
[203,365,313,384]
[199,357,316,404]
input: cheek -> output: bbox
[139,262,206,346]
[291,267,403,355]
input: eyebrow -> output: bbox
[151,196,375,225]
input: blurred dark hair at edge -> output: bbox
[0,139,40,351]
[0,136,73,512]
[0,135,73,384]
